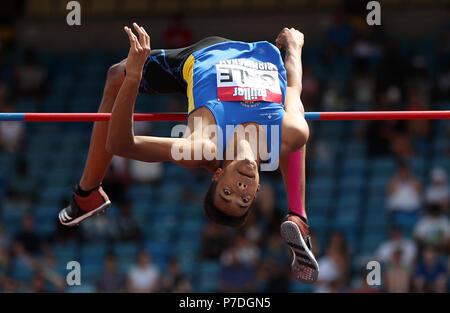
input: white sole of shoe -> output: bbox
[59,201,111,227]
[280,220,319,283]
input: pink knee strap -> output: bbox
[288,150,306,218]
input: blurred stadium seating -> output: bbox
[0,1,448,294]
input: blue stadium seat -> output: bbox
[359,231,386,256]
[338,176,366,195]
[39,186,72,204]
[367,176,389,196]
[370,158,396,177]
[190,180,210,197]
[80,243,107,268]
[53,158,78,172]
[318,140,342,159]
[0,153,16,180]
[34,217,57,236]
[28,133,59,151]
[42,169,73,187]
[0,153,16,166]
[25,157,53,177]
[177,220,204,241]
[336,194,361,211]
[431,157,450,173]
[148,219,174,242]
[2,207,28,235]
[58,134,85,153]
[114,242,138,257]
[156,183,183,204]
[318,121,345,139]
[276,193,289,209]
[146,242,169,271]
[391,211,421,231]
[127,184,154,201]
[365,195,387,212]
[150,202,182,217]
[178,259,197,282]
[196,261,221,292]
[114,242,138,270]
[164,163,189,181]
[332,209,360,230]
[69,96,101,113]
[289,280,313,293]
[408,156,426,178]
[79,263,103,285]
[144,226,173,243]
[79,67,107,82]
[435,102,450,110]
[117,259,135,274]
[53,244,78,273]
[15,99,40,112]
[363,208,388,234]
[173,241,200,264]
[344,141,367,158]
[432,119,449,136]
[180,204,204,219]
[307,178,335,198]
[146,241,169,257]
[307,214,329,237]
[11,258,35,282]
[52,73,75,88]
[341,157,367,177]
[307,197,331,217]
[310,159,336,179]
[43,96,71,112]
[130,201,151,227]
[65,284,96,293]
[2,223,21,238]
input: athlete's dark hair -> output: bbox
[203,181,251,227]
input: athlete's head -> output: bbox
[203,158,260,227]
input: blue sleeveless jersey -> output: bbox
[182,41,287,170]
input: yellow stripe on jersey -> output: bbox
[182,54,196,114]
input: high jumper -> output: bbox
[58,23,317,283]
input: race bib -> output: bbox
[216,58,282,103]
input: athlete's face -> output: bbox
[212,159,260,217]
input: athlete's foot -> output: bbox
[58,185,111,227]
[280,213,319,283]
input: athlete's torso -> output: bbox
[183,40,287,170]
[139,38,288,170]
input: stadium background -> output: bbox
[0,0,448,293]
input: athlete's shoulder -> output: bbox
[254,40,279,49]
[252,40,282,54]
[207,39,279,52]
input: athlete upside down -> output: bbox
[58,23,319,283]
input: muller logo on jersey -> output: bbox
[232,86,267,101]
[216,58,282,104]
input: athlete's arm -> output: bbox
[106,23,206,169]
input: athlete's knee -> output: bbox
[97,61,126,113]
[106,60,126,89]
[286,118,309,151]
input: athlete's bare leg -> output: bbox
[58,59,128,226]
[79,59,126,191]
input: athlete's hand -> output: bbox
[276,27,304,50]
[124,23,151,80]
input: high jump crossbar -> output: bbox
[0,111,449,122]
